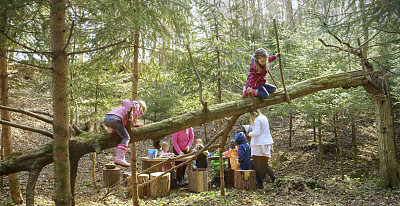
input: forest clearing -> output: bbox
[0,0,399,205]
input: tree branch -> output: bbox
[0,31,51,56]
[63,20,75,52]
[356,31,381,51]
[186,44,207,110]
[7,57,51,70]
[30,110,53,118]
[67,40,126,55]
[0,119,53,138]
[0,105,53,124]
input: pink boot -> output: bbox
[114,144,130,167]
[242,86,249,98]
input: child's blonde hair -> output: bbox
[253,48,268,73]
[160,141,170,152]
[196,143,204,151]
[249,109,262,128]
[136,99,147,113]
[196,139,203,145]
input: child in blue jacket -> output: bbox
[235,131,251,170]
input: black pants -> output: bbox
[253,155,275,183]
[173,147,188,182]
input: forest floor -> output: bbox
[1,75,400,206]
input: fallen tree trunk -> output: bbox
[0,70,370,176]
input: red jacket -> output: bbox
[245,55,277,89]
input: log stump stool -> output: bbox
[149,172,170,198]
[234,170,256,190]
[102,164,121,187]
[125,173,150,198]
[188,169,208,192]
[226,168,236,187]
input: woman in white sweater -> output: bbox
[248,109,276,189]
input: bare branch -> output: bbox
[0,105,53,124]
[7,57,51,70]
[30,110,53,118]
[63,20,75,52]
[356,31,381,51]
[186,44,207,110]
[370,26,400,34]
[0,31,51,56]
[67,40,126,55]
[0,119,53,138]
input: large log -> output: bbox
[0,70,370,176]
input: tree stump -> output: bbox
[142,160,163,174]
[102,164,121,187]
[126,173,149,198]
[234,170,256,190]
[188,169,208,192]
[149,172,170,198]
[226,168,235,187]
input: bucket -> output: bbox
[148,149,158,159]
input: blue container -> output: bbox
[148,149,158,159]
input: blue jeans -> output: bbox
[256,83,276,99]
[103,114,130,145]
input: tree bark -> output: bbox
[130,28,140,206]
[0,5,23,204]
[50,0,72,205]
[367,89,399,188]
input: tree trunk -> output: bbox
[351,122,358,164]
[50,0,72,205]
[289,113,292,147]
[318,116,323,168]
[130,29,140,206]
[285,0,295,31]
[0,7,23,204]
[313,117,316,142]
[335,113,344,180]
[369,91,399,188]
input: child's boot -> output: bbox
[114,144,130,167]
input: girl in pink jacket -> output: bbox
[243,48,281,99]
[103,99,146,167]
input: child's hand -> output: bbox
[276,53,281,58]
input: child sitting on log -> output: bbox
[159,141,178,189]
[223,140,239,170]
[193,143,209,171]
[192,138,204,170]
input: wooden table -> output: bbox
[138,156,193,174]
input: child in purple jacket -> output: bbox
[103,99,147,167]
[243,48,281,99]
